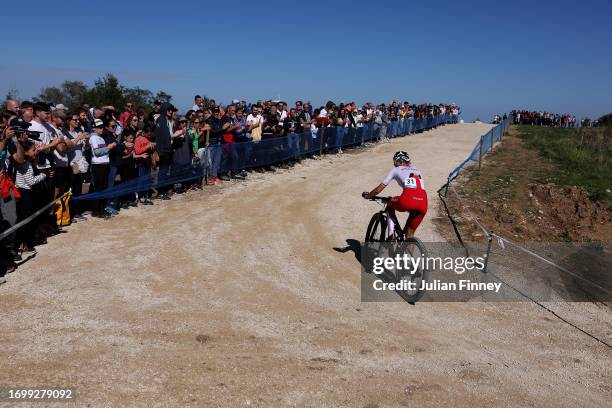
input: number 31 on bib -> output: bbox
[403,177,424,189]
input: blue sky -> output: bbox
[1,0,611,121]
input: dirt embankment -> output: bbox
[437,127,611,242]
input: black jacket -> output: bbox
[104,129,125,167]
[283,116,304,134]
[153,103,173,154]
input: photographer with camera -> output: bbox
[23,102,64,239]
[0,112,26,283]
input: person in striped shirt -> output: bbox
[14,140,47,255]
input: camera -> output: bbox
[10,126,42,141]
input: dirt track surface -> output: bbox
[1,123,611,407]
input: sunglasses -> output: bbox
[193,121,201,124]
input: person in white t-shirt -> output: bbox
[277,102,288,122]
[192,95,203,112]
[89,119,118,217]
[246,106,264,142]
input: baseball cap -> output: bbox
[93,119,104,128]
[52,103,68,111]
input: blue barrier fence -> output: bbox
[447,116,511,180]
[77,114,459,200]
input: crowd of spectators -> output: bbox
[511,110,578,127]
[0,95,459,283]
[491,114,508,124]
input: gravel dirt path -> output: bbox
[1,123,610,407]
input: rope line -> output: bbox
[0,191,70,241]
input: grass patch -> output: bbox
[516,125,611,202]
[435,128,611,243]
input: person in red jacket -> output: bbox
[134,125,156,205]
[119,102,134,129]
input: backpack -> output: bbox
[54,190,72,227]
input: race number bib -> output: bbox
[403,176,425,189]
[403,177,417,189]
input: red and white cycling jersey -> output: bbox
[382,165,428,230]
[382,165,425,191]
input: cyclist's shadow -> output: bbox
[333,239,362,263]
[333,239,417,304]
[333,238,397,282]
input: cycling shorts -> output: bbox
[388,190,428,230]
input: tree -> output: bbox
[61,81,88,110]
[123,87,154,110]
[7,74,169,113]
[35,80,88,111]
[34,86,67,106]
[84,73,126,110]
[154,91,172,104]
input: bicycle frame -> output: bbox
[368,196,410,241]
[387,209,409,241]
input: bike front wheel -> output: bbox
[365,212,387,242]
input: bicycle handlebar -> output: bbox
[362,193,392,202]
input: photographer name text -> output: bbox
[373,279,502,292]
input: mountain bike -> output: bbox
[363,196,429,303]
